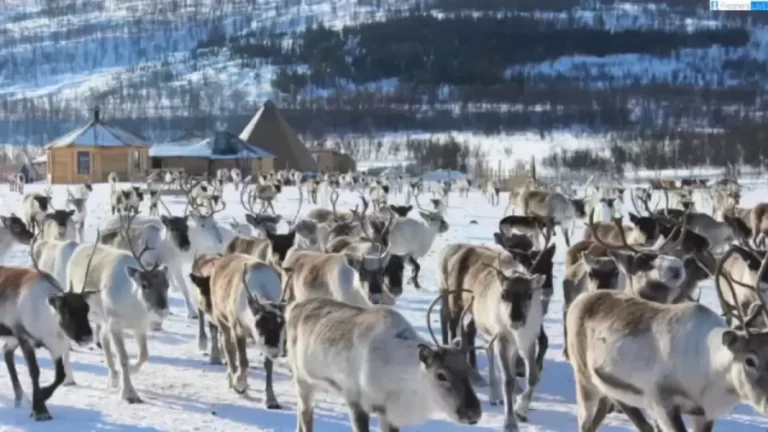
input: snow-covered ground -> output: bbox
[1,181,768,431]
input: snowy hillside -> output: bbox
[1,181,768,431]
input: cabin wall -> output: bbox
[151,157,209,176]
[47,146,148,184]
[252,157,274,175]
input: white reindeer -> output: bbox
[287,296,482,432]
[67,235,170,403]
[108,172,119,192]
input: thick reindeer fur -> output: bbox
[22,193,51,233]
[581,221,648,246]
[33,239,80,288]
[282,250,389,306]
[68,242,170,403]
[0,214,34,257]
[520,189,577,245]
[566,290,768,432]
[287,297,482,431]
[0,264,95,419]
[199,253,284,408]
[188,253,223,352]
[438,243,546,427]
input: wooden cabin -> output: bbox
[149,131,275,177]
[45,107,149,184]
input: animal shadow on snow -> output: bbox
[0,394,161,431]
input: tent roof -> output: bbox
[239,100,317,171]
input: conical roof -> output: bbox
[239,100,317,171]
[47,107,147,148]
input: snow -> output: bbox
[1,181,768,430]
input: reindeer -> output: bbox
[456,178,471,198]
[486,179,500,206]
[39,210,78,241]
[67,189,87,241]
[497,215,550,249]
[715,245,768,327]
[99,213,198,319]
[108,172,119,192]
[566,264,768,432]
[67,227,170,403]
[0,214,34,257]
[0,235,98,420]
[561,252,620,359]
[723,202,768,248]
[230,168,242,190]
[188,254,285,408]
[187,253,223,353]
[369,181,388,211]
[287,296,482,432]
[437,243,545,429]
[517,186,578,246]
[110,188,139,215]
[22,192,51,233]
[11,173,25,194]
[385,195,449,289]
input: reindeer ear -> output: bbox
[47,294,64,310]
[733,245,763,270]
[722,329,746,352]
[493,232,505,247]
[125,266,141,281]
[68,209,76,217]
[417,344,436,366]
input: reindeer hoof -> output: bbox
[62,379,77,387]
[31,411,52,421]
[124,395,143,404]
[187,311,199,319]
[514,410,528,422]
[266,401,281,410]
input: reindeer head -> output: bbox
[581,253,620,290]
[45,210,77,239]
[242,267,286,359]
[497,272,546,329]
[388,204,412,217]
[493,231,534,254]
[419,211,449,234]
[608,250,685,300]
[244,213,281,236]
[126,264,170,323]
[730,246,768,291]
[189,273,213,315]
[345,248,390,305]
[628,212,660,244]
[417,342,482,425]
[48,291,96,346]
[1,214,33,244]
[160,215,191,252]
[720,314,768,414]
[33,195,50,212]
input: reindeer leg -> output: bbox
[264,357,281,409]
[613,401,654,432]
[197,311,208,352]
[219,322,239,392]
[295,378,315,432]
[128,332,149,374]
[496,337,521,431]
[575,383,611,432]
[232,335,249,394]
[18,337,52,421]
[347,401,371,432]
[464,318,486,386]
[647,402,687,432]
[110,329,142,403]
[100,327,119,388]
[535,325,547,373]
[561,225,571,247]
[4,344,27,406]
[61,340,77,386]
[514,341,540,421]
[439,295,450,345]
[408,257,421,289]
[208,322,223,365]
[487,342,502,405]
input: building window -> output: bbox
[77,151,91,175]
[132,150,141,172]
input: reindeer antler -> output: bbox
[119,213,158,272]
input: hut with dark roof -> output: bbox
[149,130,275,176]
[45,106,150,183]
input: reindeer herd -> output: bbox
[1,168,768,432]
